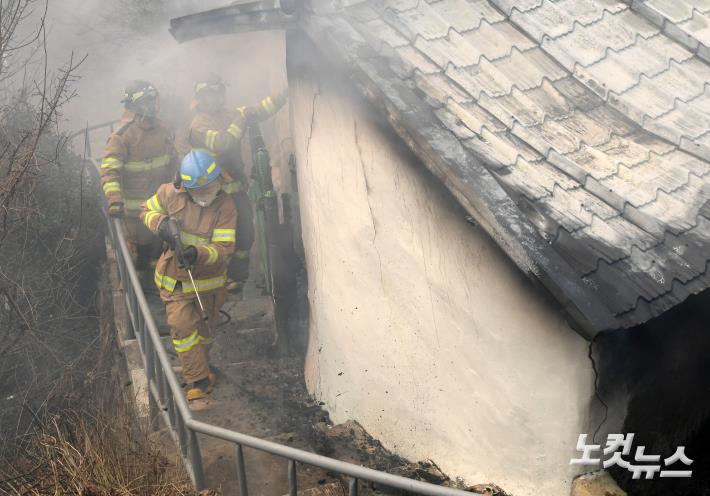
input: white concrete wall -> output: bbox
[289,66,596,495]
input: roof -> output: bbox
[170,0,710,337]
[631,0,710,64]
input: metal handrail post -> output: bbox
[288,459,297,496]
[235,444,249,496]
[111,221,135,341]
[348,477,358,496]
[188,429,206,490]
[145,339,159,431]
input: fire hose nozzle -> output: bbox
[166,218,208,321]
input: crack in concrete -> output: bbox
[305,82,321,171]
[353,119,386,293]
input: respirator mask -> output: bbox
[194,78,227,112]
[188,181,221,208]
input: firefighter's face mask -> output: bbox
[188,181,221,207]
[136,98,159,121]
[201,91,225,112]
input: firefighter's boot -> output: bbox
[186,372,217,401]
[186,377,210,401]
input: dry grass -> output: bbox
[0,404,208,496]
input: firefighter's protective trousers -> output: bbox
[166,290,226,383]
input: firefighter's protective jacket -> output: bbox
[100,111,178,215]
[140,181,237,301]
[187,94,286,192]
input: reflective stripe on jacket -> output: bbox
[139,180,237,301]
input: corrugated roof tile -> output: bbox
[412,70,472,105]
[623,129,676,155]
[394,45,441,75]
[522,79,575,122]
[552,76,605,111]
[461,19,536,61]
[639,174,710,233]
[426,0,504,31]
[391,3,452,40]
[510,0,577,42]
[600,159,691,208]
[677,11,710,46]
[445,99,508,134]
[497,156,578,198]
[594,135,651,168]
[552,226,610,274]
[578,215,658,254]
[434,106,477,139]
[493,0,544,16]
[666,215,710,273]
[586,106,638,137]
[557,112,612,147]
[490,47,566,90]
[463,135,517,168]
[580,33,690,95]
[644,0,700,24]
[542,9,659,68]
[541,186,619,231]
[556,0,627,23]
[565,144,620,180]
[414,31,482,68]
[647,99,710,143]
[612,79,678,122]
[492,89,550,127]
[445,60,513,99]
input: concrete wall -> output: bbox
[288,58,598,495]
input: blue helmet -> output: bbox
[180,150,220,189]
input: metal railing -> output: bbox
[85,122,480,496]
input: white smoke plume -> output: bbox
[33,0,289,163]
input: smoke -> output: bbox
[35,0,289,149]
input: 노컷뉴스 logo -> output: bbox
[571,434,693,479]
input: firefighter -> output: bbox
[100,80,178,272]
[187,73,287,293]
[140,150,236,401]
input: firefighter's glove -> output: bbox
[158,218,179,251]
[178,245,198,269]
[108,203,124,218]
